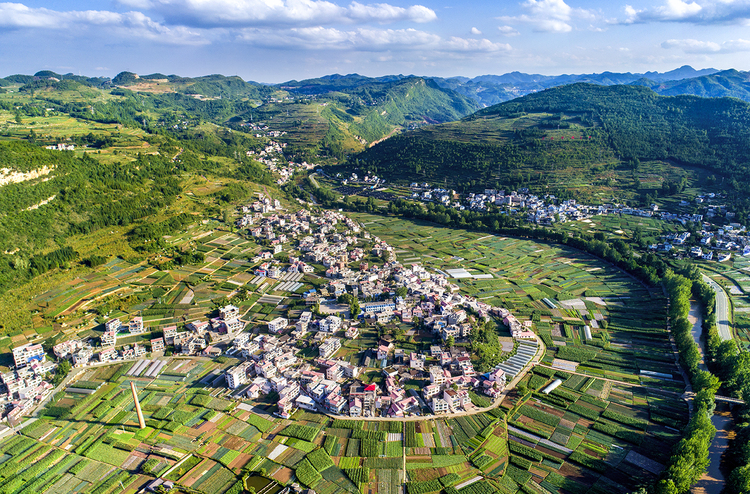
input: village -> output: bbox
[0,200,543,425]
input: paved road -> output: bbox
[703,274,733,341]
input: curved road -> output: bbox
[702,274,733,342]
[325,335,547,422]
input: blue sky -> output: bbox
[1,0,749,82]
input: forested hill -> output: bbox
[474,83,750,171]
[347,83,750,205]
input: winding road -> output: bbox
[702,274,733,342]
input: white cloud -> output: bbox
[0,3,207,44]
[238,25,510,53]
[127,0,437,28]
[497,25,520,36]
[347,2,437,23]
[444,37,511,52]
[623,0,750,24]
[471,26,482,35]
[662,37,750,52]
[497,0,595,33]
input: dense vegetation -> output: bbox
[0,137,270,297]
[655,272,719,494]
[347,83,750,212]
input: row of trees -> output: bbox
[655,272,719,494]
[310,182,728,493]
[311,188,670,286]
[689,268,750,492]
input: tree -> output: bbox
[223,209,232,226]
[655,479,678,494]
[395,286,408,298]
[52,359,72,386]
[349,298,360,318]
[446,335,455,348]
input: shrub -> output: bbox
[602,409,649,430]
[510,456,532,470]
[568,403,600,420]
[472,454,492,468]
[247,414,275,433]
[406,479,442,494]
[519,405,561,427]
[440,473,461,486]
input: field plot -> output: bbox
[347,213,687,493]
[10,222,317,351]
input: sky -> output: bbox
[1,0,749,82]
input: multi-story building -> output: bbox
[105,318,121,333]
[326,364,343,382]
[431,397,449,414]
[72,348,93,367]
[429,365,447,385]
[226,362,253,389]
[101,329,117,347]
[163,325,178,345]
[224,318,245,333]
[325,392,346,413]
[268,317,288,334]
[53,340,83,360]
[129,316,145,334]
[410,353,425,371]
[220,305,240,321]
[12,343,45,369]
[319,338,341,359]
[362,301,396,313]
[99,348,118,362]
[319,315,342,332]
[151,338,165,353]
[423,383,441,400]
[349,398,362,417]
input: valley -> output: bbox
[0,68,747,494]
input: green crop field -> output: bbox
[0,207,689,493]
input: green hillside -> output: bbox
[635,69,750,100]
[347,83,750,207]
[239,76,480,159]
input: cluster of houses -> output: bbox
[402,185,741,234]
[342,173,385,187]
[0,302,248,423]
[652,223,750,262]
[0,343,56,424]
[44,143,75,151]
[0,201,537,423]
[244,138,317,185]
[210,205,536,418]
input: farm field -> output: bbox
[351,214,683,386]
[699,257,750,348]
[0,211,690,493]
[0,219,318,363]
[2,349,687,493]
